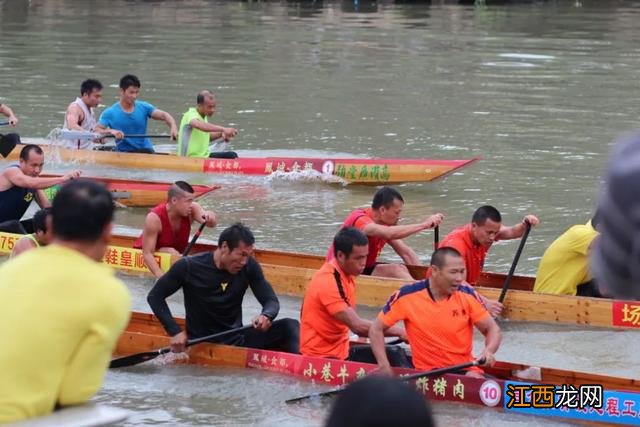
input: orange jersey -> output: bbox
[438,224,494,285]
[300,260,356,359]
[326,208,388,269]
[378,280,489,371]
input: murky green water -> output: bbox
[1,0,639,425]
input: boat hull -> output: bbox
[1,232,639,329]
[6,144,479,185]
[115,312,640,426]
[40,175,218,207]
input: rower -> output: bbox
[301,227,410,366]
[177,90,238,158]
[62,79,123,149]
[369,247,502,378]
[327,186,444,280]
[0,179,131,423]
[94,74,177,153]
[435,205,539,316]
[534,212,602,297]
[10,208,53,258]
[0,102,18,126]
[133,180,217,278]
[147,222,300,354]
[0,144,81,234]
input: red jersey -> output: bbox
[378,280,489,372]
[327,208,388,268]
[133,203,191,253]
[300,259,356,360]
[438,224,495,285]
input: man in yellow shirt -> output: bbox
[0,179,131,423]
[534,213,601,297]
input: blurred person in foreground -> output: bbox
[592,130,640,299]
[325,375,434,427]
[0,179,131,422]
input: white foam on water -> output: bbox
[483,61,538,68]
[265,169,348,186]
[499,53,555,60]
[153,352,190,366]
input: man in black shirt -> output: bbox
[147,223,300,353]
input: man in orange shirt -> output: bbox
[438,205,539,315]
[370,247,502,378]
[327,187,443,280]
[301,227,409,365]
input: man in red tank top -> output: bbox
[436,205,539,316]
[134,181,216,277]
[327,187,444,280]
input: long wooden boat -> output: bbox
[40,175,219,207]
[6,143,479,185]
[1,231,639,330]
[116,311,640,426]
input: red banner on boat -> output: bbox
[245,348,492,406]
[612,301,640,328]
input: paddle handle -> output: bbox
[0,121,9,126]
[434,225,439,250]
[498,222,531,303]
[123,134,173,138]
[157,324,253,356]
[401,358,485,382]
[182,221,207,257]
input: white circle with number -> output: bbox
[479,380,501,407]
[322,160,334,175]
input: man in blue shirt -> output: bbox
[95,74,177,153]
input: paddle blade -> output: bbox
[109,350,162,368]
[0,133,20,158]
[285,388,342,404]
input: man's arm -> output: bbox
[247,259,280,331]
[388,239,421,265]
[64,104,85,131]
[147,259,189,351]
[189,118,238,141]
[497,215,539,240]
[34,189,51,209]
[3,168,81,190]
[190,202,217,227]
[474,316,502,366]
[93,123,125,140]
[94,109,125,139]
[369,317,394,375]
[362,213,443,241]
[0,103,18,126]
[150,109,178,140]
[140,213,165,278]
[11,236,37,258]
[333,308,406,339]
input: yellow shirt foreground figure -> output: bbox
[534,215,600,297]
[0,179,131,423]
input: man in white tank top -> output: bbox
[62,79,123,149]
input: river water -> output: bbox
[1,0,639,425]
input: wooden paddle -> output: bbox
[56,129,174,141]
[285,358,485,404]
[498,221,532,304]
[182,220,207,256]
[110,325,252,368]
[0,132,20,158]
